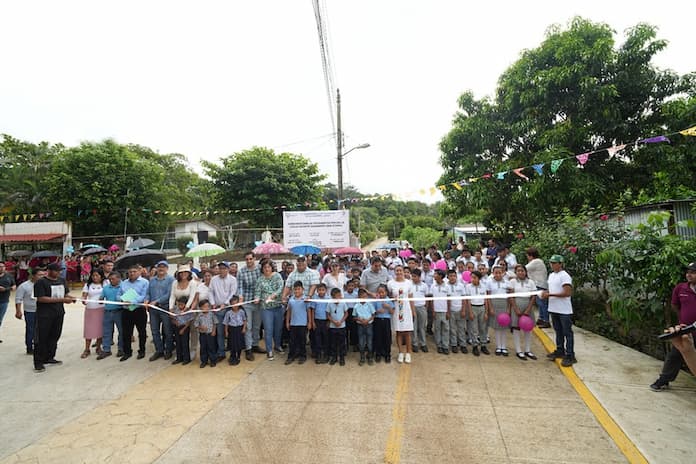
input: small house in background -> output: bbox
[0,221,72,258]
[619,199,696,239]
[447,223,488,244]
[174,220,221,245]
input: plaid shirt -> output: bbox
[238,265,261,304]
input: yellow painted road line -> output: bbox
[1,362,259,464]
[384,364,411,464]
[534,327,649,464]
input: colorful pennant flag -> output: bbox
[532,163,544,175]
[680,125,696,136]
[639,135,670,144]
[606,144,626,158]
[550,159,564,173]
[512,168,529,180]
[576,153,590,165]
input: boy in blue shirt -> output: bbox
[309,283,330,363]
[327,287,348,366]
[344,278,360,352]
[373,284,395,363]
[222,296,246,366]
[98,271,124,360]
[194,299,218,368]
[353,288,376,365]
[285,281,310,365]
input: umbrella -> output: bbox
[31,250,61,259]
[186,243,226,258]
[333,247,363,256]
[399,249,413,258]
[114,249,166,270]
[79,244,101,252]
[127,238,156,250]
[108,244,120,252]
[290,243,321,255]
[377,243,400,250]
[7,250,32,257]
[82,246,108,256]
[252,242,290,255]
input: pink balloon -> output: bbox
[519,315,534,332]
[496,312,511,327]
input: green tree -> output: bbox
[203,147,326,227]
[43,140,173,236]
[400,226,442,251]
[439,18,696,232]
[0,135,62,212]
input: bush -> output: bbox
[176,235,194,255]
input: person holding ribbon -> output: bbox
[254,258,285,360]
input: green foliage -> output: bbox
[400,226,442,251]
[439,17,696,233]
[349,206,380,245]
[43,140,177,236]
[203,147,326,228]
[596,212,696,330]
[176,235,194,255]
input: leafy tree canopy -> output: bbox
[439,17,696,235]
[203,147,327,227]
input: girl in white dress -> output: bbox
[387,266,415,363]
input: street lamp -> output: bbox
[337,143,370,207]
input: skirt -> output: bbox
[392,302,414,332]
[84,307,105,339]
[490,298,509,330]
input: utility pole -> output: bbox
[336,88,344,208]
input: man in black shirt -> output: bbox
[33,262,76,372]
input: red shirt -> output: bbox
[671,282,696,325]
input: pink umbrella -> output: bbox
[333,247,363,256]
[108,244,120,252]
[252,242,290,255]
[399,249,413,258]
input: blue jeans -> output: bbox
[536,287,549,322]
[550,312,574,357]
[0,301,8,333]
[149,307,173,354]
[216,308,230,358]
[24,311,36,351]
[262,306,283,353]
[102,310,123,353]
[357,323,373,353]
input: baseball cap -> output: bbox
[218,261,229,268]
[686,262,696,271]
[296,255,306,261]
[549,255,565,263]
[47,262,61,271]
[156,260,169,268]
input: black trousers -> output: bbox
[174,326,191,362]
[199,332,216,364]
[122,307,147,356]
[659,339,696,382]
[289,325,307,359]
[34,310,64,367]
[226,326,244,361]
[329,327,346,358]
[312,319,329,356]
[373,318,392,357]
[346,309,359,347]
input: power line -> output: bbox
[312,0,336,135]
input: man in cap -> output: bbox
[145,260,175,361]
[33,263,76,372]
[541,255,576,367]
[650,262,696,391]
[120,265,150,361]
[209,261,238,361]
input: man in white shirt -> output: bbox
[525,247,550,328]
[15,268,45,354]
[541,255,575,367]
[209,262,238,361]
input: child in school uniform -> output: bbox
[509,265,538,360]
[372,284,395,363]
[171,296,194,365]
[344,278,360,352]
[487,265,511,356]
[447,269,468,354]
[309,283,330,363]
[466,271,490,356]
[410,269,429,353]
[285,281,310,365]
[353,288,375,365]
[223,295,246,365]
[430,270,451,354]
[327,287,348,365]
[193,299,217,368]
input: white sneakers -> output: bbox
[397,353,404,363]
[404,353,411,364]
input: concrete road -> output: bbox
[0,301,633,463]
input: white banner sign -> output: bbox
[283,210,350,249]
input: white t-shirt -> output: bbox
[411,281,429,307]
[548,270,573,314]
[466,282,487,306]
[447,280,466,311]
[430,282,449,313]
[526,258,548,289]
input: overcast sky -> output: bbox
[1,1,694,204]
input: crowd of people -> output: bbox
[4,241,587,373]
[5,240,694,389]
